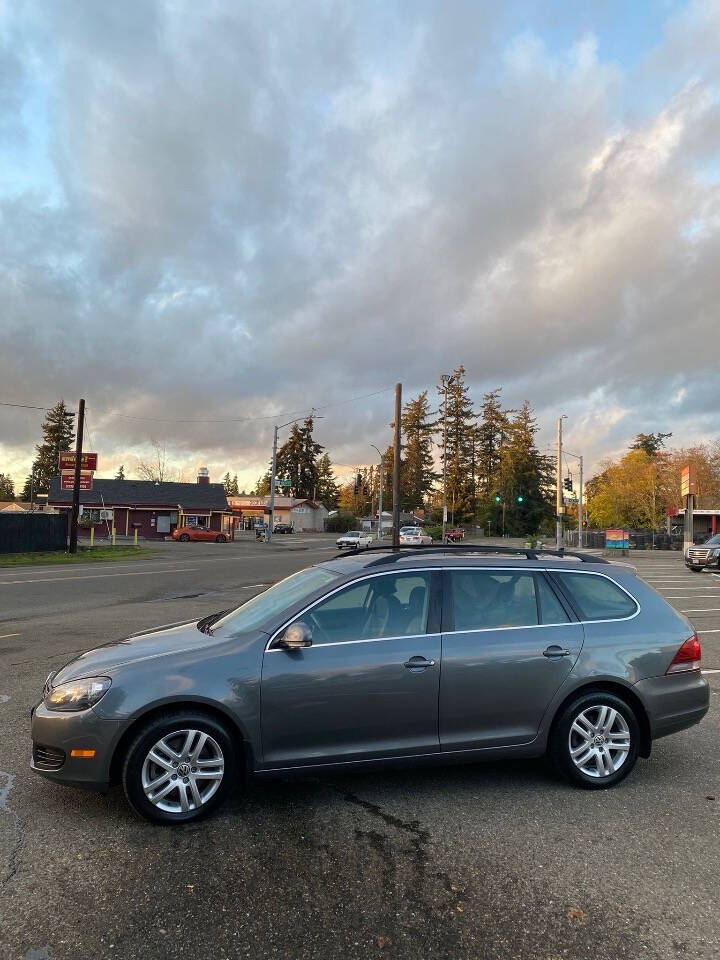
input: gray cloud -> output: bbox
[1,0,719,490]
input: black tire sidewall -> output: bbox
[122,712,237,825]
[180,534,190,542]
[550,692,639,790]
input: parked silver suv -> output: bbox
[31,545,709,824]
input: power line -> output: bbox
[0,401,55,411]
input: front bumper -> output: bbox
[635,670,710,740]
[30,702,126,792]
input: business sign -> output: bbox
[276,479,292,489]
[60,471,93,491]
[605,528,629,550]
[59,452,98,471]
[680,465,696,498]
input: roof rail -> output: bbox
[337,543,609,566]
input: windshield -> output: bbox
[706,534,720,545]
[210,566,340,634]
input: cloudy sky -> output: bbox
[1,0,719,492]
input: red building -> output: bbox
[48,470,232,540]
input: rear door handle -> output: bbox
[403,656,436,670]
[543,645,572,658]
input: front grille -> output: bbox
[688,549,711,563]
[33,743,66,771]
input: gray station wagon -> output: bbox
[31,545,709,824]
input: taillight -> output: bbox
[666,634,701,674]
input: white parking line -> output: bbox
[698,628,720,634]
[664,596,720,600]
[682,607,720,613]
[702,669,720,674]
[0,567,198,585]
[0,633,21,640]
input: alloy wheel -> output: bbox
[568,705,631,779]
[141,728,225,814]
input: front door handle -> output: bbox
[403,656,436,670]
[543,645,572,658]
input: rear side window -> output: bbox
[555,573,637,621]
[450,571,538,630]
[536,575,570,624]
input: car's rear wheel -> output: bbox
[122,712,238,824]
[215,534,227,543]
[179,533,190,542]
[549,692,639,789]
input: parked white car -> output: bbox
[399,527,433,545]
[336,530,373,549]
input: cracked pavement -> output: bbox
[1,541,719,959]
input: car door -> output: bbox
[260,569,442,768]
[439,568,583,751]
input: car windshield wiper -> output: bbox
[196,609,234,635]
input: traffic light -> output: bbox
[494,492,502,503]
[354,472,362,495]
[563,474,573,492]
[386,471,392,488]
[516,495,524,503]
[362,485,368,496]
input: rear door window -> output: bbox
[449,571,538,630]
[554,572,637,621]
[536,575,571,624]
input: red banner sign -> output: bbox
[60,471,93,491]
[58,452,98,471]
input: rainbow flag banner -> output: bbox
[605,528,629,550]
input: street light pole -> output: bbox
[370,444,384,541]
[564,447,584,549]
[556,415,566,551]
[441,374,453,542]
[267,411,322,544]
[267,424,279,544]
[392,383,402,548]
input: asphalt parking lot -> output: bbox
[1,541,719,960]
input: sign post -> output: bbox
[681,465,696,550]
[68,398,85,554]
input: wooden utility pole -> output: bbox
[392,383,402,548]
[68,398,85,554]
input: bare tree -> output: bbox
[136,440,175,483]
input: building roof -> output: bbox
[48,477,230,511]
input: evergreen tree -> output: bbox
[254,472,271,496]
[275,417,324,499]
[23,400,75,497]
[115,464,126,480]
[222,472,233,494]
[630,432,672,457]
[438,366,477,525]
[0,473,14,499]
[476,388,510,497]
[401,391,436,511]
[315,453,340,508]
[230,475,240,496]
[496,401,554,536]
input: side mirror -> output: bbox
[280,621,313,650]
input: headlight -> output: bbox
[44,677,111,712]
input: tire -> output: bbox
[549,691,640,790]
[122,711,238,825]
[690,566,703,573]
[215,535,227,543]
[179,533,190,542]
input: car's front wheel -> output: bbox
[215,534,227,543]
[122,712,238,824]
[549,692,639,789]
[179,533,190,542]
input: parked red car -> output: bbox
[172,524,228,543]
[445,527,465,542]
